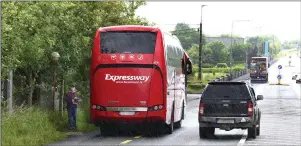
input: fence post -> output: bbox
[60,79,64,116]
[7,69,13,114]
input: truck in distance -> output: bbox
[249,57,269,83]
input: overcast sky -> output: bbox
[136,2,300,42]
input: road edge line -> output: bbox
[237,130,248,146]
[120,140,132,144]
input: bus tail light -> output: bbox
[148,104,164,111]
[199,102,204,116]
[92,104,106,111]
[248,103,253,116]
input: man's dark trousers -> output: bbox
[68,106,77,130]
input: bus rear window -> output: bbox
[100,31,157,54]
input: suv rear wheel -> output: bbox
[199,127,215,138]
[101,124,117,136]
[256,118,261,136]
[248,125,257,139]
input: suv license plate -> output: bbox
[216,119,234,124]
[119,112,135,116]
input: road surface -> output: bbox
[50,56,301,146]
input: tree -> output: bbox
[1,1,151,107]
[206,41,228,65]
[231,43,247,62]
[172,23,206,50]
[220,34,241,38]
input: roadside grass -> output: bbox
[1,106,96,146]
[187,63,246,93]
[276,48,299,58]
[187,72,227,93]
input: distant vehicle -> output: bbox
[198,81,263,139]
[297,78,301,84]
[292,73,301,83]
[249,57,269,83]
[90,25,193,136]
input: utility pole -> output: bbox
[198,4,207,81]
[246,46,248,72]
[273,34,275,57]
[230,20,250,78]
[0,2,3,144]
[7,70,13,114]
[230,21,234,78]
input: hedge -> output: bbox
[216,63,228,68]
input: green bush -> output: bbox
[203,63,214,68]
[203,68,230,73]
[233,67,244,72]
[216,63,228,68]
[187,83,206,93]
[233,63,245,68]
[188,83,205,89]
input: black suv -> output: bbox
[198,81,263,139]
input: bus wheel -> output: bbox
[166,108,174,134]
[100,127,110,136]
[175,102,184,128]
[100,124,116,136]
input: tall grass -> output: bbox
[2,107,66,146]
[1,105,96,146]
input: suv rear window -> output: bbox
[202,84,251,99]
[100,31,157,54]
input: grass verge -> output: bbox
[1,106,96,146]
[187,72,227,93]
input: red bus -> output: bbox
[90,25,193,135]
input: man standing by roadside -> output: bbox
[65,85,81,131]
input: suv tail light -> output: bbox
[199,102,204,116]
[248,103,253,116]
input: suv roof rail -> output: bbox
[241,80,251,85]
[208,81,246,85]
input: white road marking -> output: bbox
[236,83,261,146]
[237,130,248,146]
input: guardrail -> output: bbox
[209,59,279,82]
[208,69,247,82]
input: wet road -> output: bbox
[242,54,301,146]
[50,56,301,146]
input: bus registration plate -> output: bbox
[119,111,135,116]
[216,119,234,124]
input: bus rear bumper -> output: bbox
[91,111,166,127]
[250,75,268,82]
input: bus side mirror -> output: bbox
[186,60,192,75]
[268,64,270,68]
